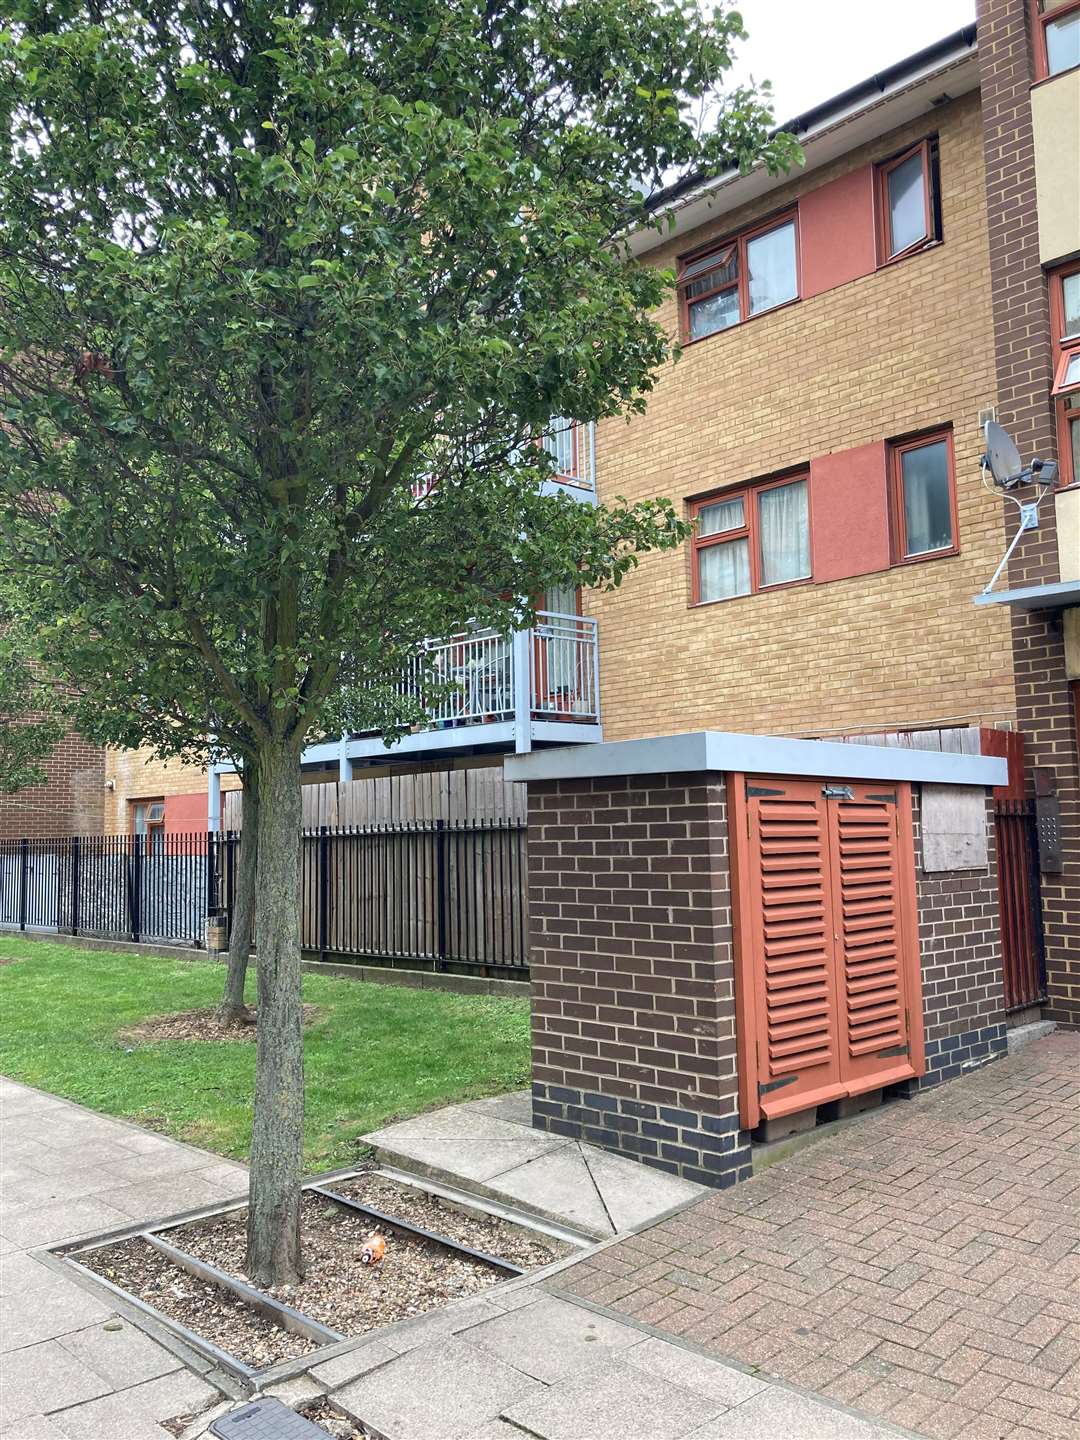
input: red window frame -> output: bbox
[888,428,959,564]
[689,472,812,605]
[678,210,800,344]
[875,139,936,265]
[1030,0,1080,80]
[130,798,166,853]
[1050,260,1080,485]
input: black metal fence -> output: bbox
[0,820,529,975]
[218,820,528,976]
[0,832,212,947]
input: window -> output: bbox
[1051,262,1080,483]
[889,432,957,560]
[691,476,810,603]
[679,214,799,342]
[131,798,165,854]
[1031,0,1080,79]
[876,140,938,263]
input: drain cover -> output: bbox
[210,1397,330,1438]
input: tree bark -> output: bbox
[245,736,305,1286]
[217,771,259,1025]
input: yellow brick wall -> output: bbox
[103,747,240,833]
[587,93,1015,742]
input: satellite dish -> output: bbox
[984,420,1023,488]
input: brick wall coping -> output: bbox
[505,731,1007,788]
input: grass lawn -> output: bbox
[0,937,530,1170]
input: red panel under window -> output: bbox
[809,441,890,583]
[163,792,209,833]
[799,166,877,300]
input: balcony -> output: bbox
[297,611,603,773]
[540,420,596,502]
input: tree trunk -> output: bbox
[217,772,259,1025]
[245,736,305,1286]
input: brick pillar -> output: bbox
[977,0,1080,1023]
[527,772,752,1188]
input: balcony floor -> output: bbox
[300,718,602,770]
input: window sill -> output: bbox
[689,574,813,608]
[680,293,801,349]
[876,238,942,271]
[1032,62,1080,88]
[892,543,959,567]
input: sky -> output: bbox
[724,0,978,124]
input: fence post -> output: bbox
[435,820,448,972]
[318,825,330,960]
[70,836,81,937]
[129,833,143,943]
[205,828,219,951]
[17,837,29,932]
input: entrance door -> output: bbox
[731,776,924,1128]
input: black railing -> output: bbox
[218,819,529,977]
[0,821,530,976]
[0,832,213,948]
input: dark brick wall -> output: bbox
[0,727,106,840]
[912,791,1008,1085]
[977,0,1080,1025]
[528,773,1009,1188]
[528,772,751,1186]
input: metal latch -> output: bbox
[821,785,854,799]
[877,1043,910,1058]
[746,784,785,798]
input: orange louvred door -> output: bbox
[742,779,843,1120]
[732,775,924,1129]
[826,783,920,1090]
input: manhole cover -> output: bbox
[211,1397,329,1438]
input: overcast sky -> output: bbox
[725,0,978,124]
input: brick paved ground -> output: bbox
[548,1032,1080,1440]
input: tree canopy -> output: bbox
[0,0,798,1281]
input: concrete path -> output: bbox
[0,1077,246,1437]
[554,1032,1080,1440]
[364,1089,706,1236]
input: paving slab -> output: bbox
[379,1294,504,1355]
[0,1196,132,1250]
[621,1336,769,1408]
[47,1392,178,1439]
[461,1091,534,1126]
[309,1340,399,1388]
[486,1144,615,1234]
[499,1356,721,1440]
[57,1318,185,1389]
[0,1415,69,1439]
[0,1338,112,1426]
[335,1335,541,1439]
[689,1386,902,1438]
[0,1270,114,1347]
[465,1295,644,1383]
[579,1140,704,1231]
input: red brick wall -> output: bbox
[977,0,1080,1024]
[0,728,106,839]
[526,772,1009,1188]
[528,773,750,1187]
[913,792,1008,1081]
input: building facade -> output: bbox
[17,8,1077,1025]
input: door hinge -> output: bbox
[878,1043,910,1058]
[747,784,785,798]
[759,1074,799,1096]
[822,785,854,799]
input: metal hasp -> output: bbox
[211,1397,328,1438]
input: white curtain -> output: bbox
[758,481,810,586]
[700,538,750,601]
[747,221,798,315]
[901,442,951,555]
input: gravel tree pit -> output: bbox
[60,1167,579,1379]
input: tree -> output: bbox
[0,0,798,1283]
[0,618,64,796]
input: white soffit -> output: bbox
[629,45,980,259]
[505,731,1007,789]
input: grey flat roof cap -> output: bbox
[505,731,1006,788]
[973,580,1080,610]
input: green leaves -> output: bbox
[0,0,795,771]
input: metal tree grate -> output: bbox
[210,1397,331,1438]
